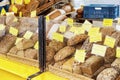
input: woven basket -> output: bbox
[49,65,93,80]
[7,53,39,67]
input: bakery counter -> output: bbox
[0,56,39,79]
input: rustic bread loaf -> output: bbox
[97,68,119,80]
[81,56,104,76]
[54,46,75,62]
[111,58,120,72]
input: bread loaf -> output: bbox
[62,57,74,72]
[67,34,88,46]
[0,34,16,54]
[49,40,66,52]
[81,56,104,76]
[46,46,55,62]
[111,58,120,72]
[9,46,18,55]
[97,68,119,80]
[25,49,38,59]
[54,46,75,62]
[16,50,24,57]
[16,39,34,50]
[73,62,82,74]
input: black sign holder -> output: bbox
[27,16,46,80]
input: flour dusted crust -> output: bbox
[81,56,104,76]
[9,46,18,55]
[100,27,115,36]
[97,68,119,80]
[111,58,120,72]
[104,47,116,63]
[54,46,75,62]
[46,46,55,62]
[0,34,16,54]
[24,49,38,59]
[67,34,88,46]
[16,39,34,50]
[49,40,66,52]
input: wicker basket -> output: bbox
[49,65,93,80]
[7,53,39,67]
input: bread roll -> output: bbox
[9,46,18,55]
[16,50,24,57]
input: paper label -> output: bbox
[103,18,113,27]
[6,12,14,16]
[46,16,50,22]
[67,18,73,26]
[59,25,66,33]
[24,0,30,4]
[52,32,64,42]
[104,36,116,48]
[75,50,86,63]
[15,0,23,5]
[116,47,120,58]
[88,27,100,36]
[31,10,36,17]
[89,33,102,43]
[82,20,92,32]
[9,27,18,36]
[74,27,85,35]
[13,17,18,22]
[11,0,15,4]
[34,41,39,50]
[116,24,120,31]
[69,26,77,33]
[91,44,107,57]
[12,5,18,13]
[23,31,33,39]
[15,38,23,45]
[19,12,22,17]
[0,24,5,30]
[1,8,6,16]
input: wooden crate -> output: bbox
[49,65,94,80]
[7,53,39,68]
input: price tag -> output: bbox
[31,10,36,17]
[15,38,23,45]
[9,27,18,36]
[34,41,39,50]
[67,18,73,26]
[116,24,120,31]
[118,18,120,24]
[91,44,107,57]
[74,27,85,35]
[23,31,33,39]
[88,27,100,36]
[24,0,30,4]
[89,33,102,43]
[19,12,22,17]
[11,0,15,4]
[0,24,5,30]
[59,25,66,33]
[6,12,14,16]
[69,26,77,33]
[1,8,6,16]
[12,5,18,13]
[75,50,86,63]
[103,18,113,27]
[104,36,116,48]
[15,0,23,5]
[82,20,92,32]
[52,32,64,42]
[46,16,50,22]
[116,47,120,58]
